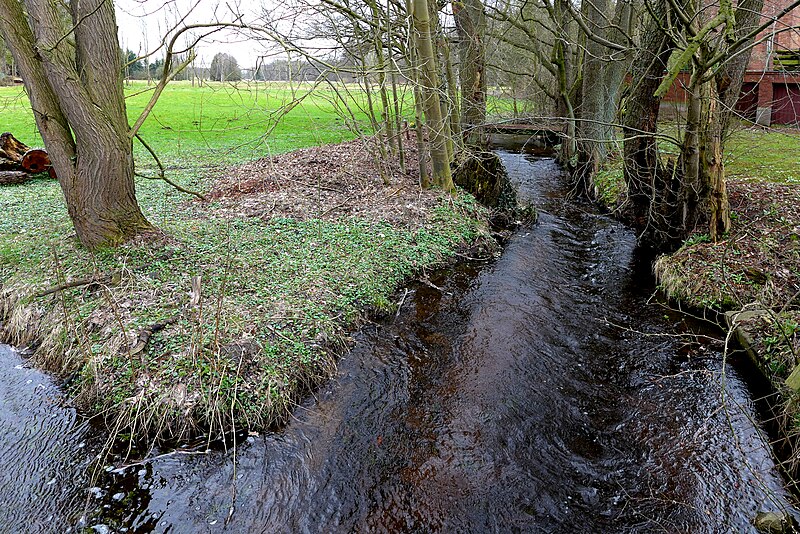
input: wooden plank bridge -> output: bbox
[484,122,562,152]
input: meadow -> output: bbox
[0,80,371,163]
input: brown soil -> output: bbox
[208,136,443,229]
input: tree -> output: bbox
[454,0,488,148]
[572,0,634,198]
[0,0,151,249]
[210,52,242,81]
[621,0,794,249]
[411,0,455,190]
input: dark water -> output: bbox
[1,152,797,533]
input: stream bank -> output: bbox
[0,138,495,447]
[1,151,797,532]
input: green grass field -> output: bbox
[0,80,377,166]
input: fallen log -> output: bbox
[0,170,32,185]
[0,156,20,171]
[0,132,30,162]
[0,132,55,184]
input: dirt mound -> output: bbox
[208,137,444,229]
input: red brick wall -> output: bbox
[749,1,800,72]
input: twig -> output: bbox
[34,273,115,298]
[395,288,408,320]
[127,316,180,356]
[264,323,294,344]
[135,133,208,201]
[417,277,444,292]
[320,200,350,218]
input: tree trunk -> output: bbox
[411,0,454,191]
[406,0,430,188]
[574,0,610,197]
[700,82,730,241]
[574,0,634,198]
[622,1,679,249]
[677,0,763,243]
[551,0,579,168]
[0,0,151,249]
[453,0,487,149]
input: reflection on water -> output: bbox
[0,152,796,533]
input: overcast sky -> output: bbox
[114,0,269,68]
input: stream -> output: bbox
[1,151,798,532]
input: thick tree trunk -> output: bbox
[574,0,633,198]
[701,83,730,241]
[453,0,487,149]
[411,0,454,191]
[0,0,151,249]
[574,0,610,197]
[677,0,763,243]
[622,1,679,249]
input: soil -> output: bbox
[662,178,800,312]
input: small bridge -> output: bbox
[484,122,562,153]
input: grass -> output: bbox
[0,81,492,448]
[591,123,800,210]
[0,80,368,165]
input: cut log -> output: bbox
[21,149,51,174]
[0,170,32,185]
[0,132,30,162]
[0,132,54,180]
[0,156,19,171]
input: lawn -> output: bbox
[0,80,376,164]
[0,81,491,449]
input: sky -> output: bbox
[114,0,271,68]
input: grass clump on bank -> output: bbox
[0,83,496,446]
[2,193,488,444]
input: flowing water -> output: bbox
[1,152,797,533]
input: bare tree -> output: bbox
[411,0,455,190]
[0,0,151,249]
[454,0,488,148]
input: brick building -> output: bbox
[661,1,800,126]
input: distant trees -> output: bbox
[124,49,145,79]
[210,52,242,81]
